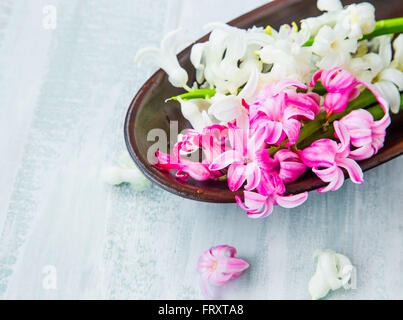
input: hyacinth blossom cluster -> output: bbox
[136,0,403,217]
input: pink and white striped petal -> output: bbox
[227,163,248,191]
[275,191,308,208]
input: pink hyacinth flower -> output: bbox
[155,150,212,181]
[199,124,229,164]
[197,245,249,299]
[311,68,392,118]
[155,124,230,182]
[235,173,308,218]
[300,121,364,193]
[311,68,361,115]
[175,129,201,154]
[250,80,318,147]
[174,125,228,160]
[340,109,390,160]
[209,122,269,191]
[284,91,321,120]
[260,149,306,184]
[170,124,229,181]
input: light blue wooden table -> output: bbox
[0,0,402,299]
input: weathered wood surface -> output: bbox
[0,0,401,299]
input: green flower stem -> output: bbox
[362,17,403,40]
[169,89,216,101]
[311,81,326,95]
[218,175,228,182]
[303,17,403,47]
[297,126,335,149]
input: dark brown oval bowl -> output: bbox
[125,0,403,203]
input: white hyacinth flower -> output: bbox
[317,0,343,12]
[336,2,376,40]
[347,52,383,83]
[208,67,259,123]
[259,24,312,84]
[199,23,246,94]
[302,1,375,41]
[391,34,403,70]
[347,36,391,83]
[135,29,190,89]
[309,249,355,300]
[356,35,403,113]
[312,25,357,69]
[178,98,214,132]
[191,23,265,94]
[301,0,343,36]
[190,42,207,84]
[101,152,152,191]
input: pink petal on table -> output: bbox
[197,245,249,299]
[209,272,234,286]
[211,245,237,258]
[222,257,250,275]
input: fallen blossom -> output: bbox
[101,153,152,191]
[309,249,355,300]
[197,245,249,299]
